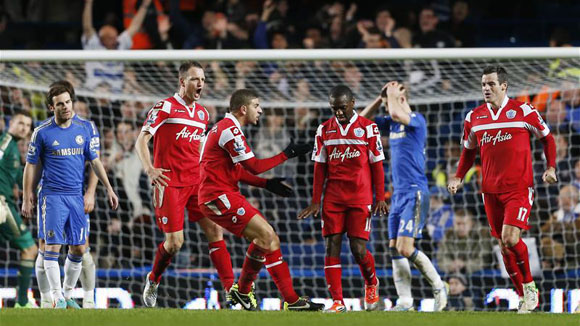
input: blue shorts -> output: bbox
[37,193,87,245]
[388,189,429,240]
[38,189,90,242]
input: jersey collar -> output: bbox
[173,93,196,118]
[225,112,242,130]
[335,111,358,136]
[486,95,509,121]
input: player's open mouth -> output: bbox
[195,88,202,97]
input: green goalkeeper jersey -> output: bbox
[0,132,22,200]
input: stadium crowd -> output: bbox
[0,0,579,310]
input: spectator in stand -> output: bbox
[426,186,454,246]
[561,83,580,132]
[413,6,455,48]
[545,99,572,133]
[82,0,152,92]
[373,6,400,48]
[254,0,288,50]
[441,1,474,48]
[437,208,494,274]
[446,273,474,311]
[302,25,328,49]
[123,0,169,49]
[540,185,580,269]
[573,160,580,191]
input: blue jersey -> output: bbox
[376,112,428,192]
[27,117,98,196]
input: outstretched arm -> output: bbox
[125,0,153,37]
[82,0,97,40]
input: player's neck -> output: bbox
[55,116,72,128]
[231,112,246,126]
[178,90,196,107]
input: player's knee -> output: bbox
[165,238,184,254]
[69,245,85,256]
[22,244,38,260]
[325,235,342,257]
[501,232,519,248]
[270,234,281,251]
[396,243,414,258]
[203,223,223,242]
[349,241,366,260]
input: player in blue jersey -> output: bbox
[360,81,447,311]
[21,84,118,309]
[34,80,100,308]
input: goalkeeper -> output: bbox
[0,110,38,308]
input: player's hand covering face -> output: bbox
[481,72,506,105]
[183,67,205,101]
[330,94,354,124]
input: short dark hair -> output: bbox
[46,85,71,106]
[329,85,354,101]
[49,80,75,101]
[11,109,32,120]
[229,89,259,112]
[179,61,203,79]
[482,65,508,85]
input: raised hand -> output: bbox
[283,139,313,159]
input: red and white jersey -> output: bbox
[462,96,550,193]
[142,93,209,187]
[312,112,384,205]
[198,113,254,203]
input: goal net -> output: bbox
[1,48,579,311]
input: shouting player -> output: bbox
[298,85,388,312]
[360,81,448,311]
[448,65,557,313]
[22,84,118,308]
[34,80,100,308]
[199,89,323,311]
[0,110,37,308]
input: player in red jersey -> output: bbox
[199,89,324,311]
[448,65,557,313]
[298,85,388,313]
[136,61,272,307]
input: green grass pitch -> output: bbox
[1,309,578,326]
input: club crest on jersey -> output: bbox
[161,216,168,225]
[75,135,84,145]
[175,126,202,142]
[197,110,205,120]
[354,128,364,138]
[328,147,361,162]
[480,130,512,146]
[506,109,516,119]
[237,207,245,216]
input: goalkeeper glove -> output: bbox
[283,139,313,159]
[265,178,293,197]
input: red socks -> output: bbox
[209,240,235,292]
[265,249,299,304]
[355,250,378,286]
[150,241,173,283]
[501,249,524,296]
[239,242,267,294]
[324,256,343,302]
[509,239,533,283]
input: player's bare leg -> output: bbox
[143,230,184,307]
[198,218,235,292]
[324,234,346,313]
[349,237,379,311]
[395,236,447,311]
[35,239,53,308]
[501,225,537,313]
[79,240,96,308]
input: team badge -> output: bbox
[161,216,168,225]
[197,110,205,120]
[75,135,84,145]
[237,207,246,216]
[354,128,364,138]
[47,230,55,238]
[506,109,516,119]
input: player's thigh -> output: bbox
[0,201,35,250]
[344,204,372,240]
[154,186,187,233]
[397,190,428,239]
[321,201,347,237]
[482,193,504,239]
[502,187,534,232]
[388,192,405,240]
[200,193,262,237]
[43,195,69,245]
[63,195,88,246]
[197,217,223,242]
[37,190,46,240]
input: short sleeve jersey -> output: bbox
[312,112,384,205]
[27,118,98,195]
[376,112,429,192]
[462,96,550,193]
[142,93,210,187]
[198,113,255,203]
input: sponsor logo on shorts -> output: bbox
[161,216,168,225]
[232,216,238,223]
[237,207,245,216]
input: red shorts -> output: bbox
[322,201,372,240]
[153,184,204,233]
[482,187,534,239]
[199,193,262,237]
